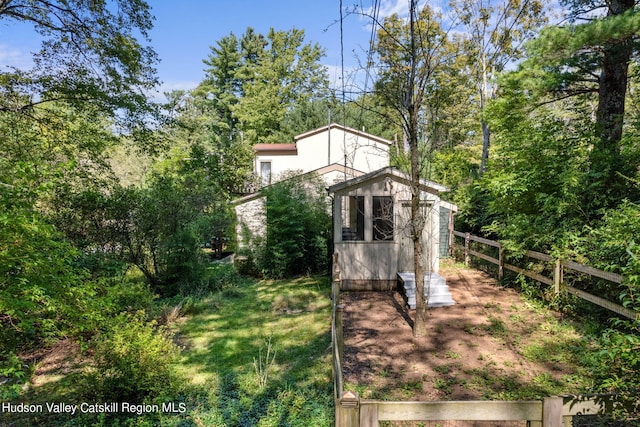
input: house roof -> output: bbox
[231,162,367,206]
[294,123,393,146]
[253,143,297,155]
[327,166,449,195]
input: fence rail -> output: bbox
[452,231,639,320]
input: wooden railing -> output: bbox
[336,394,633,426]
[452,231,638,320]
[332,252,345,410]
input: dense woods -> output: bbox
[1,0,639,423]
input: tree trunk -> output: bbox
[589,0,634,205]
[407,0,429,338]
[479,119,491,174]
[411,125,429,337]
[479,53,491,174]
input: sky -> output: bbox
[0,0,419,101]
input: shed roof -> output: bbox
[232,162,366,206]
[327,166,448,195]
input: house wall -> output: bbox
[234,196,266,250]
[255,126,390,184]
[295,127,390,175]
[255,154,299,183]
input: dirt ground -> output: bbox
[341,259,584,402]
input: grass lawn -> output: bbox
[5,274,334,427]
[169,274,334,426]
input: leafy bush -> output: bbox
[0,352,30,399]
[84,311,182,403]
[253,173,331,278]
[0,191,100,351]
[51,173,227,296]
[588,244,640,419]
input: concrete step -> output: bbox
[397,272,455,309]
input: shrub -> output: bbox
[255,173,331,278]
[84,311,182,403]
[586,242,640,419]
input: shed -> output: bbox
[328,167,453,291]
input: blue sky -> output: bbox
[1,1,418,100]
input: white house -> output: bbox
[253,123,392,186]
[234,124,393,249]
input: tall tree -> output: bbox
[520,3,640,209]
[374,2,461,337]
[233,27,330,144]
[450,0,548,173]
[0,0,160,136]
[200,33,243,139]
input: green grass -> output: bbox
[170,275,334,426]
[8,275,334,427]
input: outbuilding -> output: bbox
[328,167,454,292]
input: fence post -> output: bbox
[553,259,563,295]
[336,304,344,370]
[464,232,471,266]
[498,243,504,281]
[543,396,563,427]
[336,391,359,427]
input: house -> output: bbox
[234,124,393,249]
[328,167,453,291]
[253,123,392,186]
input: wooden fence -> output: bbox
[331,251,637,426]
[452,231,638,320]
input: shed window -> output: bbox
[341,196,364,241]
[373,196,394,241]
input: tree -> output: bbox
[450,0,548,173]
[520,4,640,209]
[257,172,331,278]
[232,27,330,144]
[373,2,462,337]
[0,0,160,137]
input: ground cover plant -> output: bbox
[4,273,334,426]
[172,274,333,426]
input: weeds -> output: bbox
[253,336,277,389]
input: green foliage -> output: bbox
[0,0,161,136]
[0,192,96,348]
[232,28,330,145]
[465,73,593,249]
[83,311,182,403]
[253,173,331,278]
[197,26,330,148]
[588,246,640,418]
[0,352,30,399]
[203,263,243,292]
[51,166,229,296]
[578,202,640,273]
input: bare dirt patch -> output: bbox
[342,260,588,401]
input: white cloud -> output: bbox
[148,80,200,103]
[362,0,431,20]
[0,43,33,69]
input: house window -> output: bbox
[260,161,271,186]
[373,196,394,241]
[341,195,364,241]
